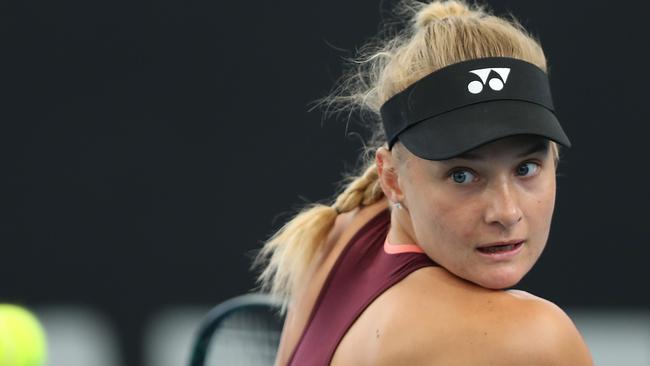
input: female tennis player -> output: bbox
[255,1,594,365]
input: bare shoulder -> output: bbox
[493,289,594,366]
[370,269,593,366]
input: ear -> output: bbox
[375,146,405,203]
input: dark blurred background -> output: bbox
[2,0,649,365]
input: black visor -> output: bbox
[379,57,570,160]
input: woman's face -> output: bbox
[392,135,557,289]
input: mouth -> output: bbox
[476,240,524,259]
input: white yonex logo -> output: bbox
[467,68,511,94]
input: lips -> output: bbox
[476,239,525,255]
[477,242,522,253]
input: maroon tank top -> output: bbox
[287,208,437,365]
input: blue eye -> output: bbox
[516,162,540,177]
[450,170,476,184]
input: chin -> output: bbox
[473,265,528,289]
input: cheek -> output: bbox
[534,178,556,224]
[525,178,557,249]
[538,197,555,223]
[410,191,478,246]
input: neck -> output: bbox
[387,203,418,245]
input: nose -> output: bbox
[483,180,523,229]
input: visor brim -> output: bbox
[397,100,571,160]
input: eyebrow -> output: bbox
[452,140,550,161]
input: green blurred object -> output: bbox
[0,304,47,366]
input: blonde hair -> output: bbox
[253,0,559,312]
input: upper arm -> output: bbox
[273,305,294,366]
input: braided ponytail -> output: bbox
[253,161,384,313]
